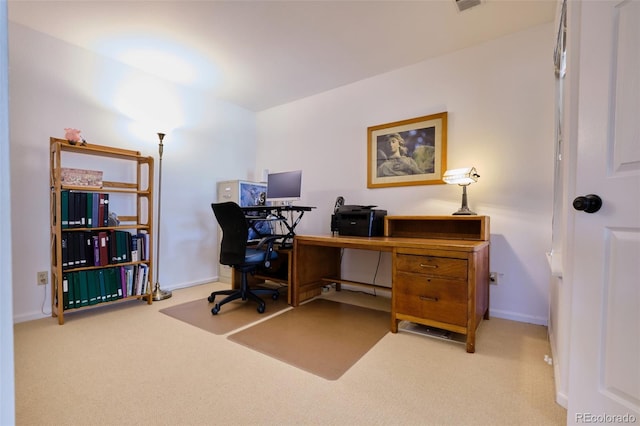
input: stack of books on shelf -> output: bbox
[61,231,148,269]
[61,265,149,310]
[57,188,151,310]
[61,190,110,229]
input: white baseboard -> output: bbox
[162,277,219,291]
[553,360,569,408]
[548,324,569,409]
[13,311,47,323]
[490,308,548,326]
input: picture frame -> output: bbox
[367,112,447,188]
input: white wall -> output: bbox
[9,22,258,322]
[1,1,16,422]
[9,20,556,326]
[257,23,556,324]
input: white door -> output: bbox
[567,0,640,423]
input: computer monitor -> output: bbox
[266,170,302,204]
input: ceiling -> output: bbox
[8,0,557,112]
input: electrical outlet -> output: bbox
[37,271,48,286]
[489,272,498,285]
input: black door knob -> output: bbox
[573,194,602,213]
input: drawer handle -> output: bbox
[419,263,437,269]
[419,296,438,302]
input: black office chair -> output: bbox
[209,201,281,315]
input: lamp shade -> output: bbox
[443,167,479,185]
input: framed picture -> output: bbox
[367,112,447,188]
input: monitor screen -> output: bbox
[266,170,302,203]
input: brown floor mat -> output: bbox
[159,290,290,335]
[227,298,390,380]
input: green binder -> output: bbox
[87,270,99,305]
[97,269,107,302]
[61,190,69,229]
[72,272,81,308]
[78,270,90,307]
[104,267,119,301]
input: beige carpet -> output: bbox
[159,290,290,335]
[227,298,390,380]
[14,284,567,425]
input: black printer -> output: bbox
[333,205,387,237]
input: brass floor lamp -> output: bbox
[152,132,172,301]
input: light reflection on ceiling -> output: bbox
[96,34,220,89]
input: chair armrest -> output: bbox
[254,234,287,249]
[254,235,286,268]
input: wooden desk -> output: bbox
[293,216,490,353]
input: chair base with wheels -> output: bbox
[208,263,280,314]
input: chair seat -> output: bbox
[245,247,278,264]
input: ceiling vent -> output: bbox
[454,0,483,12]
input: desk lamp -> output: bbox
[443,167,480,215]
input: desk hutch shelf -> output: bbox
[49,138,155,324]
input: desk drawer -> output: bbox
[395,254,467,279]
[395,272,467,327]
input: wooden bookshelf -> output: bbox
[49,138,155,324]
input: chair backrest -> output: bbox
[211,202,249,266]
